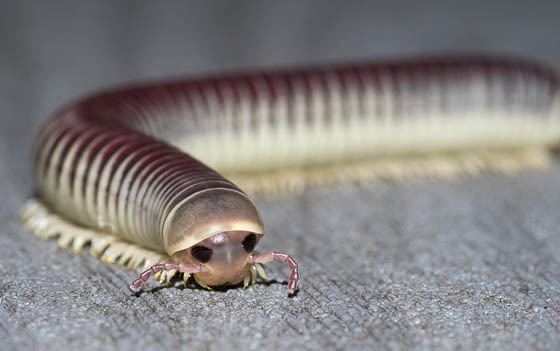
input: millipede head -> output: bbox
[173,231,262,288]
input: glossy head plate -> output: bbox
[162,188,264,256]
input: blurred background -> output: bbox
[2,0,560,181]
[2,1,560,350]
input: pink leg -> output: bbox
[251,251,299,295]
[129,262,202,292]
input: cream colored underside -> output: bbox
[174,112,560,195]
[181,114,559,171]
[229,147,552,197]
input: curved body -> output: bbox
[21,55,560,293]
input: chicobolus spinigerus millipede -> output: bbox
[20,56,560,295]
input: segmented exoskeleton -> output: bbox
[20,56,560,295]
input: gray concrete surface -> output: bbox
[2,1,560,350]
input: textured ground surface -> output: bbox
[3,166,560,350]
[2,1,560,350]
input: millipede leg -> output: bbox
[250,251,299,295]
[129,262,202,292]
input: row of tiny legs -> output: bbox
[129,251,299,295]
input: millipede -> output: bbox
[20,55,560,296]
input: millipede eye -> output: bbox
[242,233,258,252]
[191,246,213,263]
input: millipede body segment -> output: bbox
[20,56,560,295]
